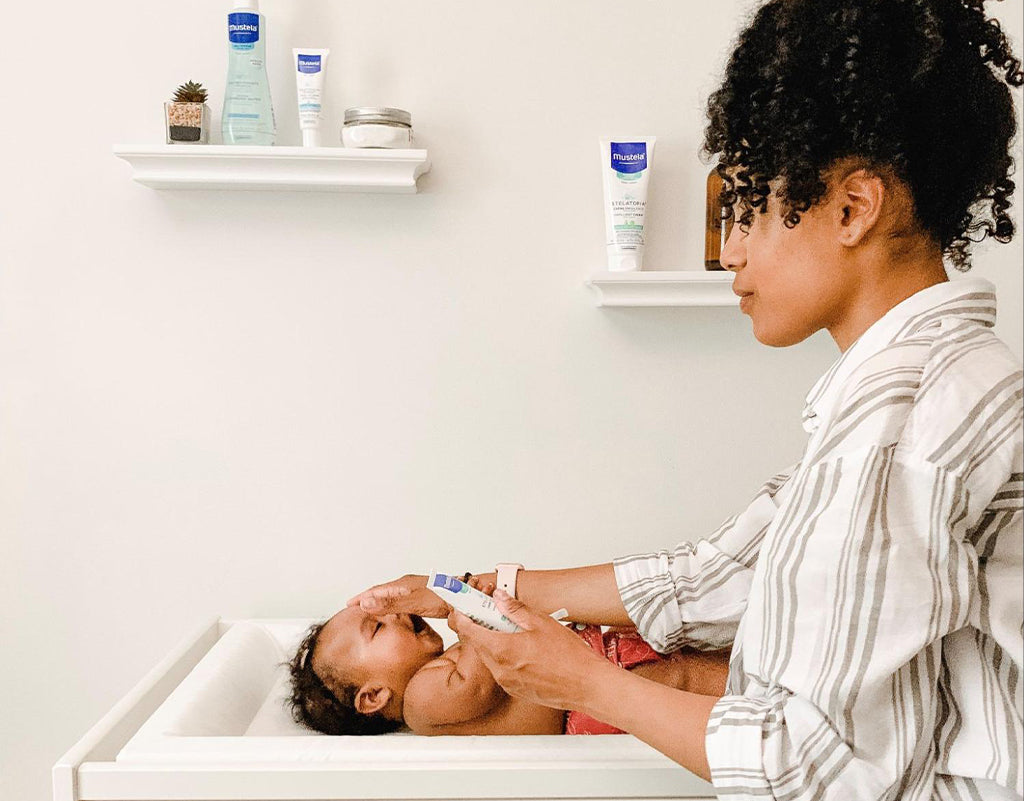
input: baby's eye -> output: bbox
[373,622,382,637]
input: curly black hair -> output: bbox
[702,0,1023,271]
[286,621,403,736]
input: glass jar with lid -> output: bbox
[342,107,413,149]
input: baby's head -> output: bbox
[288,608,445,735]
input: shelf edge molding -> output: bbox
[113,145,431,193]
[587,271,739,307]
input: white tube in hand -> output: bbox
[428,571,521,633]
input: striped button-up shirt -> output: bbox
[614,278,1023,801]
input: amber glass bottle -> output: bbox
[704,167,734,270]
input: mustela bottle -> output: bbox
[222,0,275,145]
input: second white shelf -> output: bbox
[587,271,737,307]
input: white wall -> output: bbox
[1,2,1020,799]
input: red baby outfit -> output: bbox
[564,624,665,735]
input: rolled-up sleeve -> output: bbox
[613,463,799,652]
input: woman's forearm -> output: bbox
[474,564,633,626]
[582,662,716,781]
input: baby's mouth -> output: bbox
[410,614,427,634]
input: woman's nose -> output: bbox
[720,221,746,272]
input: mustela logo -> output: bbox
[297,55,321,74]
[610,142,647,174]
[228,12,260,44]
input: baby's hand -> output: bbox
[448,640,503,693]
[467,575,496,597]
[404,638,505,732]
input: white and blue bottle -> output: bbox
[222,0,275,145]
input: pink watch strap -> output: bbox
[495,563,524,599]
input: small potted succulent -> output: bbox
[164,81,211,144]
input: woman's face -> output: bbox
[313,608,445,711]
[722,179,855,348]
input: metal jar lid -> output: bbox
[343,107,412,127]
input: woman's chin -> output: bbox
[751,317,813,348]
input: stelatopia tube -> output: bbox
[600,137,657,271]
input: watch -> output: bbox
[495,562,525,599]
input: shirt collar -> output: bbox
[801,277,998,434]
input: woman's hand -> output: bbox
[346,574,452,618]
[447,589,616,711]
[451,589,717,779]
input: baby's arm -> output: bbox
[403,642,507,734]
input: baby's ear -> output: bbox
[354,684,392,716]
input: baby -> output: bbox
[287,583,730,736]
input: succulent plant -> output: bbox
[172,81,208,104]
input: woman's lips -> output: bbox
[734,286,754,313]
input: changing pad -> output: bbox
[102,618,714,800]
[115,618,687,762]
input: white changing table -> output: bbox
[53,617,716,801]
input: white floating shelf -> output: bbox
[113,145,431,193]
[588,271,738,307]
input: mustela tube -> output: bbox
[293,48,329,147]
[427,571,522,633]
[600,136,656,271]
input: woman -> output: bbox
[350,0,1023,798]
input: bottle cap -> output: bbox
[302,129,320,147]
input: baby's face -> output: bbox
[313,607,445,703]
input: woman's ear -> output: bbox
[354,684,393,716]
[835,168,886,247]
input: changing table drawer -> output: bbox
[53,617,715,801]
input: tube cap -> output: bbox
[608,253,641,272]
[302,129,320,147]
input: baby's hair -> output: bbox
[286,621,403,736]
[703,0,1023,271]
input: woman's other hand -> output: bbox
[447,589,614,711]
[346,574,452,619]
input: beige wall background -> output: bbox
[1,1,1020,799]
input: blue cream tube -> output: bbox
[427,571,522,633]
